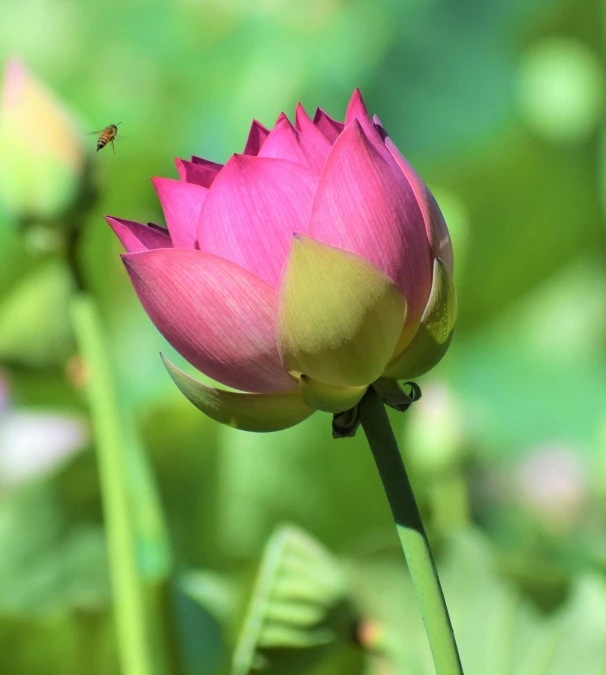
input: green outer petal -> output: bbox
[383,258,456,380]
[278,235,407,387]
[299,374,367,413]
[162,355,314,432]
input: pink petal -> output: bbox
[122,248,295,393]
[257,113,311,168]
[372,114,388,141]
[345,89,395,167]
[106,216,173,253]
[243,119,270,156]
[175,157,221,188]
[191,155,223,170]
[147,222,170,234]
[310,120,433,327]
[294,103,332,172]
[152,177,207,249]
[313,108,344,143]
[384,136,454,274]
[197,155,317,287]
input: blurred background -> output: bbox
[0,0,605,673]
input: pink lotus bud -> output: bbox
[0,59,85,221]
[107,90,455,431]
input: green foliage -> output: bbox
[0,483,109,615]
[0,261,73,367]
[231,525,359,675]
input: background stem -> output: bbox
[70,294,175,675]
[360,387,464,675]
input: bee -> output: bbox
[88,123,122,153]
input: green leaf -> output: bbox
[180,570,239,627]
[231,525,357,675]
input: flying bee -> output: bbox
[88,123,121,153]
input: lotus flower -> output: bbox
[107,89,455,432]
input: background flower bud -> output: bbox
[0,59,85,222]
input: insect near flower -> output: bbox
[88,123,121,153]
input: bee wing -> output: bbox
[86,129,105,135]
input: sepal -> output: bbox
[384,257,456,380]
[162,355,313,432]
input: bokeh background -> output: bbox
[0,0,605,673]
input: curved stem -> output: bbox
[359,387,464,675]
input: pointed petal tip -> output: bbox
[295,101,310,121]
[348,87,366,110]
[107,216,172,253]
[243,119,270,156]
[174,157,187,179]
[152,175,207,249]
[312,107,344,143]
[309,112,432,326]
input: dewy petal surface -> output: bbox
[175,157,221,188]
[310,121,432,327]
[384,136,454,274]
[384,257,456,380]
[313,108,344,144]
[198,155,317,287]
[243,119,270,156]
[162,355,313,432]
[122,248,296,393]
[278,235,406,387]
[152,177,207,249]
[294,103,332,172]
[257,113,311,168]
[106,216,173,253]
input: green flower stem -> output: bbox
[70,294,173,675]
[360,387,464,675]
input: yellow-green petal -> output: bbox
[277,235,406,387]
[299,374,367,413]
[162,355,314,432]
[383,257,456,380]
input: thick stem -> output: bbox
[360,387,464,675]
